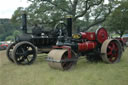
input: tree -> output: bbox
[0,19,21,41]
[104,1,128,37]
[12,0,119,32]
[27,0,113,31]
[13,30,22,37]
[5,36,15,41]
[11,7,25,25]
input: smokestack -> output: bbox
[67,16,72,37]
[22,13,27,33]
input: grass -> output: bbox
[0,48,128,85]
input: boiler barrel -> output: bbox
[78,41,97,52]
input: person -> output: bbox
[32,24,42,36]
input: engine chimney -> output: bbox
[22,13,27,33]
[67,16,72,37]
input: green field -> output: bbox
[0,48,128,85]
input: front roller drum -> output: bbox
[47,49,77,70]
[101,39,122,63]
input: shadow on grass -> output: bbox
[34,53,48,65]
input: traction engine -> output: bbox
[6,13,67,65]
[47,16,122,70]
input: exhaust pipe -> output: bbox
[67,16,72,37]
[22,13,27,33]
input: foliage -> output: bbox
[13,30,22,37]
[4,30,22,41]
[11,7,25,25]
[5,36,15,41]
[104,0,128,37]
[0,19,21,41]
[11,0,116,32]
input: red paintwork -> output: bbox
[80,32,96,41]
[78,41,97,52]
[53,46,72,59]
[1,44,8,47]
[96,28,108,43]
[0,44,8,48]
[107,41,118,62]
[122,37,128,43]
[116,37,127,45]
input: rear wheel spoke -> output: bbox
[27,50,34,55]
[16,53,24,56]
[26,57,30,62]
[107,50,112,55]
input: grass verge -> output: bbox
[0,48,128,85]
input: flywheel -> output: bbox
[96,28,108,43]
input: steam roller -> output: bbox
[47,16,123,70]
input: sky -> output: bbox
[0,0,31,19]
[0,0,109,19]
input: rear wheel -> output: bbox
[12,41,37,65]
[6,43,16,63]
[101,39,122,63]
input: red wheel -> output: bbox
[96,28,108,43]
[101,39,122,63]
